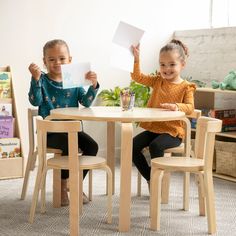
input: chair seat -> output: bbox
[151,157,204,172]
[47,156,107,170]
[164,143,185,153]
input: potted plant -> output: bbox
[98,81,151,108]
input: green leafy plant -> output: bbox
[98,81,151,107]
[185,76,206,88]
[129,81,151,107]
[97,86,121,106]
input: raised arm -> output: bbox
[130,44,158,87]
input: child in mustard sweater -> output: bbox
[131,39,196,186]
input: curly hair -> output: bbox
[160,39,189,61]
[43,39,70,56]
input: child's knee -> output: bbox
[149,143,164,158]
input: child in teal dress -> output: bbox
[28,39,99,205]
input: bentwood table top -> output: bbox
[50,106,190,234]
[50,106,186,122]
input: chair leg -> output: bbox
[138,170,171,202]
[204,172,216,234]
[21,151,37,200]
[161,172,170,204]
[88,170,92,201]
[105,166,113,224]
[29,162,43,223]
[183,172,190,211]
[53,169,62,208]
[137,172,142,196]
[79,171,83,215]
[196,173,206,216]
[150,168,163,231]
[40,166,48,213]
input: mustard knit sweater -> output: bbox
[131,61,196,139]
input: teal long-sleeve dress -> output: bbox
[28,73,99,118]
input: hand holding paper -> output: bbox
[61,62,92,89]
[131,44,140,62]
[85,71,98,89]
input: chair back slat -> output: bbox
[28,108,38,153]
[36,118,81,170]
[36,119,81,133]
[194,117,222,170]
[180,109,202,155]
[186,109,202,119]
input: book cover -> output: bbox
[0,103,12,116]
[0,72,12,98]
[190,118,197,128]
[0,116,13,138]
[221,125,236,132]
[0,138,20,158]
[222,117,236,126]
[208,109,236,119]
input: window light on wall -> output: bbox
[210,0,236,28]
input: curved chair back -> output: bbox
[28,108,38,161]
[194,116,222,169]
[36,118,81,163]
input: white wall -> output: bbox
[175,27,236,109]
[0,0,210,161]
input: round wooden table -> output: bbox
[50,106,191,233]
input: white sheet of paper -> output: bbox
[112,21,145,49]
[110,44,134,72]
[61,63,91,89]
[111,21,145,72]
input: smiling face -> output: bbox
[43,44,72,81]
[159,50,185,82]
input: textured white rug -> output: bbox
[0,167,236,236]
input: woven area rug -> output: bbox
[0,167,236,236]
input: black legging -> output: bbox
[132,131,182,181]
[47,131,98,179]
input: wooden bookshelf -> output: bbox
[196,87,236,94]
[213,172,236,183]
[0,66,24,179]
[195,87,236,182]
[192,128,236,139]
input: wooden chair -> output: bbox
[29,118,112,225]
[137,109,201,207]
[150,116,222,234]
[21,108,93,206]
[21,108,62,203]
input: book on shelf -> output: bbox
[0,116,14,138]
[0,138,20,158]
[201,108,236,132]
[222,117,236,126]
[221,125,236,132]
[0,71,12,98]
[206,108,236,119]
[0,103,12,116]
[190,118,197,129]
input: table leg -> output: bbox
[107,122,115,194]
[184,117,191,157]
[183,117,191,210]
[119,122,133,232]
[68,133,80,236]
